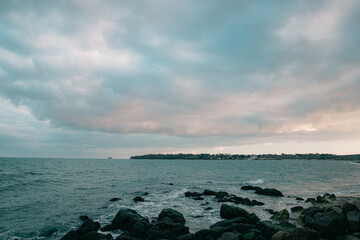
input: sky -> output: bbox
[1,0,360,158]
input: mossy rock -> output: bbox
[220,204,249,219]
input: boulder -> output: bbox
[241,185,262,191]
[271,231,291,240]
[79,231,110,240]
[291,228,319,240]
[133,196,145,202]
[323,193,336,200]
[195,227,226,240]
[184,191,202,197]
[347,211,360,233]
[218,231,241,240]
[147,221,189,239]
[109,198,121,202]
[157,208,186,225]
[271,209,289,221]
[61,230,79,240]
[291,206,304,213]
[255,188,283,197]
[111,209,150,238]
[255,221,295,239]
[315,196,329,204]
[220,204,249,219]
[305,198,316,204]
[296,197,304,201]
[178,233,195,240]
[342,202,360,215]
[77,219,101,236]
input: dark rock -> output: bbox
[178,233,195,240]
[195,227,226,240]
[100,224,117,232]
[205,207,213,210]
[291,206,304,213]
[220,204,249,219]
[77,219,101,236]
[114,232,133,240]
[193,215,203,218]
[248,213,260,224]
[271,209,289,221]
[184,191,202,197]
[337,235,360,240]
[194,196,204,200]
[265,209,279,215]
[218,231,242,240]
[255,221,295,239]
[347,211,360,233]
[296,197,304,201]
[315,196,329,204]
[291,227,320,240]
[271,231,291,240]
[210,217,248,229]
[148,221,189,239]
[79,231,110,240]
[305,198,316,204]
[133,196,145,202]
[169,183,174,185]
[242,231,256,240]
[342,202,360,214]
[301,208,345,240]
[203,189,217,196]
[61,230,79,240]
[323,193,336,200]
[111,208,150,238]
[241,185,262,191]
[142,192,149,196]
[109,198,121,202]
[80,215,90,221]
[157,208,186,225]
[255,188,283,197]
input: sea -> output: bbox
[1,158,360,240]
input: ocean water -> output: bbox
[1,158,360,240]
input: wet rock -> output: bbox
[323,193,336,200]
[265,209,279,215]
[202,189,218,196]
[178,233,195,240]
[148,221,189,239]
[242,230,256,240]
[61,230,79,240]
[80,215,90,221]
[218,231,241,240]
[79,231,110,240]
[271,231,291,240]
[241,185,262,191]
[248,213,260,224]
[133,196,145,202]
[220,204,249,219]
[337,235,360,240]
[342,202,360,215]
[271,209,289,221]
[100,224,117,232]
[296,197,304,201]
[184,191,202,197]
[315,196,329,204]
[301,207,345,240]
[169,183,174,185]
[305,198,316,204]
[205,207,213,210]
[255,188,283,197]
[157,208,186,225]
[291,228,320,240]
[255,221,295,239]
[195,227,226,240]
[194,196,204,200]
[109,198,121,202]
[291,206,304,213]
[77,219,101,236]
[39,227,57,237]
[347,211,360,233]
[111,208,150,238]
[211,217,248,229]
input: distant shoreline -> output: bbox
[130,153,360,161]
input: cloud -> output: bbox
[0,0,360,156]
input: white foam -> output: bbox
[245,179,264,184]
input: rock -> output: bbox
[114,232,133,240]
[148,221,189,239]
[80,215,90,221]
[271,231,291,240]
[255,221,295,239]
[218,231,241,240]
[77,219,101,236]
[157,208,186,225]
[169,183,174,185]
[220,204,249,219]
[195,227,226,240]
[194,196,204,200]
[315,196,329,204]
[205,207,213,210]
[291,206,304,213]
[305,198,316,204]
[61,230,79,240]
[248,213,260,224]
[323,193,336,200]
[203,189,218,196]
[291,228,320,240]
[296,197,304,201]
[111,208,150,238]
[337,235,360,240]
[241,185,262,191]
[109,198,121,202]
[255,188,283,197]
[347,211,360,233]
[342,202,360,214]
[271,209,289,221]
[178,233,195,240]
[100,224,117,232]
[265,209,279,215]
[242,231,256,240]
[184,191,202,197]
[79,231,110,240]
[301,208,345,240]
[133,196,145,202]
[211,217,248,228]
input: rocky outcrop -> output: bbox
[241,185,284,197]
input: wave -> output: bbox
[244,179,264,184]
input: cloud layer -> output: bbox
[1,0,360,157]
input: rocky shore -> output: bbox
[60,186,360,240]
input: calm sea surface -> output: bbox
[1,158,360,240]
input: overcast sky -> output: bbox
[1,0,360,158]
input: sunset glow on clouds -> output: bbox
[1,0,360,157]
